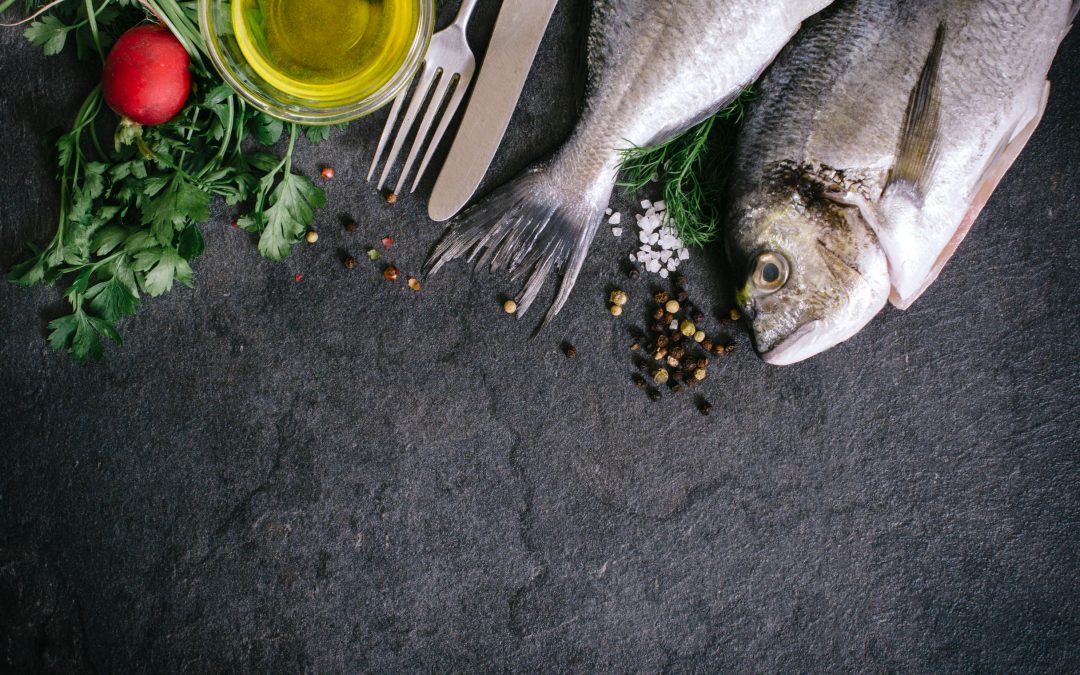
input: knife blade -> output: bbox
[427,0,560,222]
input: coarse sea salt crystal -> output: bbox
[608,212,622,225]
[646,260,661,273]
[659,269,669,279]
[666,259,678,271]
[639,231,651,244]
[605,208,612,215]
[647,232,660,245]
[660,250,672,262]
[678,248,690,260]
[641,199,652,210]
[653,201,666,212]
[612,227,623,237]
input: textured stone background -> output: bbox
[1,1,1079,671]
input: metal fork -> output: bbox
[367,0,481,196]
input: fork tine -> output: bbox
[394,71,459,196]
[367,86,407,182]
[410,66,475,194]
[376,63,442,191]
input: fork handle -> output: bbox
[454,0,481,26]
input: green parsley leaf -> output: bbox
[257,173,326,261]
[248,113,284,145]
[141,177,211,245]
[134,247,194,297]
[24,16,71,56]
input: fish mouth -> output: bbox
[758,321,830,366]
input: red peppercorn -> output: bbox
[294,273,303,282]
[383,265,400,282]
[321,167,335,180]
[382,236,394,249]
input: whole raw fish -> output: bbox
[428,0,834,326]
[727,0,1075,365]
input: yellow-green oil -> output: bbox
[233,0,419,104]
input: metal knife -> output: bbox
[427,0,560,222]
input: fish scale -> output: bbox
[727,0,1074,366]
[427,0,833,327]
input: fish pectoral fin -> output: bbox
[892,81,1052,310]
[883,21,948,204]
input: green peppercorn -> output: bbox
[679,320,696,337]
[610,290,629,306]
[653,368,670,385]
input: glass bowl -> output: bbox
[198,0,434,124]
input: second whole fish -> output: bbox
[726,0,1076,365]
[427,0,834,327]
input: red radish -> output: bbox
[103,25,191,127]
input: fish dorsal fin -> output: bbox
[884,22,948,202]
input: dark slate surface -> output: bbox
[2,1,1079,671]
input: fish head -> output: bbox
[727,178,891,366]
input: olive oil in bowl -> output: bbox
[233,0,421,107]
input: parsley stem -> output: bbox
[195,95,234,180]
[84,0,103,61]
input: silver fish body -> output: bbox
[728,0,1075,365]
[428,0,833,325]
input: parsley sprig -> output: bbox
[6,0,342,360]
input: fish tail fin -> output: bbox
[426,157,615,330]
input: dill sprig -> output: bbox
[618,89,753,248]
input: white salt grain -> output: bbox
[612,227,622,237]
[608,212,622,225]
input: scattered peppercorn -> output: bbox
[504,299,518,314]
[321,167,335,180]
[383,265,400,282]
[305,230,319,244]
[648,389,662,402]
[676,290,689,303]
[664,312,675,324]
[671,345,686,360]
[345,220,359,232]
[693,330,706,343]
[382,236,394,248]
[712,344,727,356]
[626,267,641,280]
[670,332,683,344]
[729,308,742,322]
[671,383,685,394]
[693,311,706,324]
[343,256,356,270]
[294,273,303,282]
[666,356,680,368]
[651,307,663,321]
[367,248,381,261]
[654,347,669,361]
[407,276,422,291]
[653,368,670,385]
[702,339,714,352]
[610,290,629,306]
[656,335,669,348]
[563,343,578,359]
[654,291,669,304]
[679,320,696,337]
[699,400,713,416]
[385,192,398,204]
[665,299,680,314]
[633,375,648,390]
[651,322,666,334]
[230,220,239,228]
[726,343,738,353]
[610,304,624,317]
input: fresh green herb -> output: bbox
[6,0,343,360]
[619,89,754,248]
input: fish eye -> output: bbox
[752,252,789,293]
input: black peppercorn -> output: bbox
[671,383,685,394]
[343,256,357,269]
[699,400,713,416]
[653,307,665,321]
[633,375,648,390]
[626,267,640,280]
[677,290,690,302]
[563,343,577,359]
[656,335,669,348]
[630,342,641,352]
[344,221,359,232]
[648,389,662,402]
[654,291,669,304]
[693,311,705,324]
